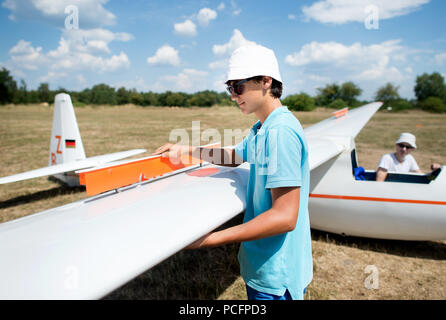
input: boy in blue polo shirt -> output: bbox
[153,45,313,300]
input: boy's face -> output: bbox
[228,77,271,115]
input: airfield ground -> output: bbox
[0,104,445,299]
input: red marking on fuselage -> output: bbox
[309,193,446,206]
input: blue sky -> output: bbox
[1,0,445,100]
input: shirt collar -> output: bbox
[250,106,289,134]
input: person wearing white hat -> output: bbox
[220,44,312,301]
[153,44,313,300]
[376,132,441,181]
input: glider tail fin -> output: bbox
[49,93,86,185]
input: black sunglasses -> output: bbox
[226,77,253,96]
[397,143,414,149]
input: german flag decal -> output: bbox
[65,139,76,148]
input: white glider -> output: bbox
[0,93,146,186]
[0,101,445,299]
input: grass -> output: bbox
[0,104,445,300]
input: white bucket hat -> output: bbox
[226,44,282,83]
[396,132,417,149]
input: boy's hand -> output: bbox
[152,143,189,161]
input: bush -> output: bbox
[414,72,446,102]
[388,99,413,112]
[327,98,347,109]
[419,96,446,113]
[282,93,315,111]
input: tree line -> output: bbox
[283,72,446,113]
[1,67,445,112]
[0,68,233,108]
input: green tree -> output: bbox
[37,83,51,103]
[129,89,143,105]
[315,83,341,107]
[419,96,446,113]
[216,92,234,106]
[116,87,130,105]
[77,88,92,104]
[90,84,117,105]
[339,81,362,106]
[15,79,28,104]
[375,82,401,109]
[389,99,414,112]
[282,93,315,111]
[188,90,218,107]
[0,68,17,104]
[165,92,187,107]
[141,91,159,106]
[375,83,400,104]
[414,72,446,102]
[327,98,347,109]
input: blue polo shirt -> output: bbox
[234,106,313,300]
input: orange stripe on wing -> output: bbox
[309,193,446,206]
[332,107,348,118]
[79,143,221,196]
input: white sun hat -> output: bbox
[226,44,282,83]
[395,132,417,149]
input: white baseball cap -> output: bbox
[226,44,282,83]
[396,132,417,149]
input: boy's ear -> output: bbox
[262,76,273,90]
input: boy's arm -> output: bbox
[187,186,300,249]
[152,143,244,167]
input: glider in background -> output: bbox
[0,93,146,186]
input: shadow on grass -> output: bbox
[0,185,85,210]
[104,214,244,300]
[311,229,446,261]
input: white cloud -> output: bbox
[307,74,331,83]
[8,28,132,75]
[197,8,217,27]
[43,28,132,72]
[230,0,242,16]
[284,39,414,99]
[208,59,228,70]
[217,2,225,11]
[147,45,180,66]
[39,71,67,83]
[156,68,209,92]
[288,14,296,20]
[9,39,46,70]
[285,39,403,75]
[232,9,241,16]
[174,19,197,37]
[48,28,134,56]
[302,0,430,24]
[209,29,257,71]
[435,52,446,65]
[2,0,116,28]
[100,52,130,72]
[212,29,257,56]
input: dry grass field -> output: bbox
[0,104,445,300]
